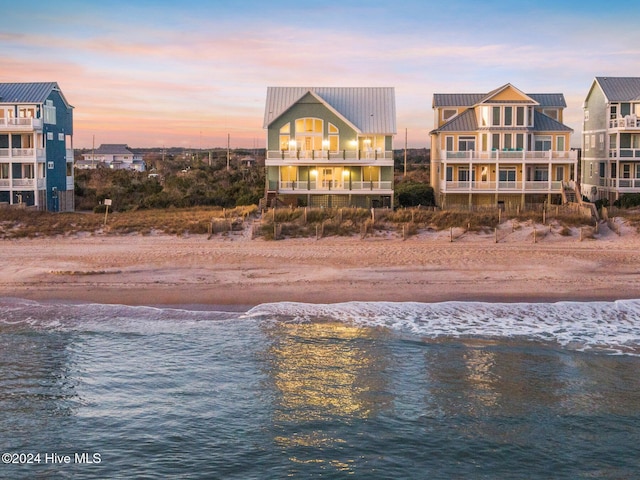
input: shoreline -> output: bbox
[2,227,640,307]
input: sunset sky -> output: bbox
[2,0,639,149]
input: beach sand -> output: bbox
[2,220,640,306]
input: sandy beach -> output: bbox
[2,219,640,307]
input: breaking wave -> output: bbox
[245,299,640,355]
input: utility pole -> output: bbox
[227,133,230,171]
[404,128,407,177]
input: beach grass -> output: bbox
[0,205,257,238]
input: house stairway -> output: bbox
[260,191,278,210]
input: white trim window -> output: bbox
[43,100,56,125]
[534,136,552,151]
[442,109,457,122]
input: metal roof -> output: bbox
[595,77,640,102]
[93,144,136,155]
[431,108,478,133]
[431,109,572,134]
[433,93,485,108]
[0,82,66,104]
[528,94,567,108]
[264,87,396,134]
[532,110,573,132]
[433,89,565,108]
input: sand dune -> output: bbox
[2,221,640,307]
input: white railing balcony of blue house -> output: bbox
[12,178,35,188]
[0,148,46,160]
[267,149,393,161]
[38,178,47,189]
[0,117,43,130]
[442,150,577,162]
[609,116,640,130]
[279,180,393,192]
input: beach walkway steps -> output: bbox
[260,191,278,210]
[562,185,577,204]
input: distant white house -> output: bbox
[79,144,145,171]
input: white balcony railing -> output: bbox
[609,115,640,130]
[278,180,393,192]
[599,178,640,189]
[609,148,640,159]
[0,148,45,159]
[267,149,393,161]
[443,180,562,192]
[0,178,49,190]
[442,150,577,162]
[0,118,43,130]
[11,178,35,187]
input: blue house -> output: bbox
[0,82,74,211]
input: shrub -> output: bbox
[395,182,435,207]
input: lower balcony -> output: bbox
[599,178,640,191]
[443,180,562,193]
[276,180,393,194]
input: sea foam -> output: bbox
[244,299,640,355]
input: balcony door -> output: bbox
[320,168,339,190]
[295,118,323,157]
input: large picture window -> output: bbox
[295,118,323,151]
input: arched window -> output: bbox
[328,123,339,151]
[295,118,323,151]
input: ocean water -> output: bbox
[1,298,640,479]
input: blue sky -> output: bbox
[2,0,639,148]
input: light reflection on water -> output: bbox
[1,301,640,479]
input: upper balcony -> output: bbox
[609,115,640,131]
[0,117,43,131]
[266,149,394,166]
[439,149,577,164]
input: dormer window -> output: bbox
[442,109,457,122]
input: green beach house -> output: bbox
[263,87,396,208]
